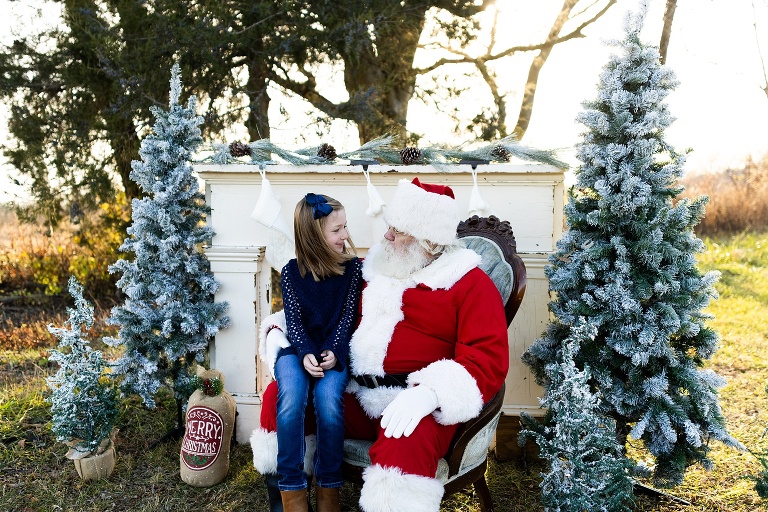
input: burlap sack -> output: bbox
[73,443,116,480]
[180,368,237,487]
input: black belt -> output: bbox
[354,373,410,389]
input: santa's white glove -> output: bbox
[380,385,438,438]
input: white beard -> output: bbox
[369,239,433,279]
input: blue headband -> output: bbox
[305,193,333,219]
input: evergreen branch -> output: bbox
[194,134,564,170]
[336,134,397,160]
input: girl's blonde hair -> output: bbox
[294,194,356,281]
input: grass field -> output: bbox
[1,231,767,511]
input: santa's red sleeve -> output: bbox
[409,268,509,425]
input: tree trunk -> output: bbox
[245,53,271,141]
[343,11,426,144]
[240,3,271,142]
[659,0,677,65]
[108,117,142,201]
[513,0,579,139]
[110,0,148,201]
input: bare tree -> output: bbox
[659,0,677,65]
[416,1,617,140]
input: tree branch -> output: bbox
[753,0,768,99]
[229,11,283,36]
[268,67,356,122]
[513,0,580,139]
[659,0,677,65]
[416,0,616,74]
[475,59,506,137]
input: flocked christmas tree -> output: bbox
[521,320,634,511]
[523,5,743,488]
[48,276,119,458]
[107,64,229,429]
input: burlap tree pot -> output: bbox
[180,368,236,487]
[73,442,117,480]
[67,429,118,481]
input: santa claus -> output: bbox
[252,177,509,512]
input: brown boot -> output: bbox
[280,488,309,512]
[315,486,340,512]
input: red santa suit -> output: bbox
[252,178,510,512]
[344,241,509,511]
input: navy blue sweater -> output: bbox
[281,257,362,369]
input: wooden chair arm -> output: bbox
[444,383,506,477]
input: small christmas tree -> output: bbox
[523,6,743,487]
[521,320,634,511]
[107,64,229,416]
[47,276,119,458]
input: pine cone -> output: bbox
[229,141,251,157]
[399,146,422,165]
[317,143,337,161]
[491,145,511,162]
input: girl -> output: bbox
[270,193,362,512]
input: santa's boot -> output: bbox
[280,488,309,512]
[265,473,284,512]
[358,464,444,512]
[315,486,341,512]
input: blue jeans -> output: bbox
[274,350,348,491]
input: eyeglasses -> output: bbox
[387,225,408,237]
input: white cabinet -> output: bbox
[196,164,564,444]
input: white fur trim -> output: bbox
[351,248,413,376]
[351,245,479,379]
[249,428,317,477]
[250,428,278,474]
[347,245,482,418]
[409,359,484,425]
[383,179,460,246]
[348,380,404,419]
[411,247,480,291]
[350,245,482,417]
[359,464,444,512]
[258,310,289,378]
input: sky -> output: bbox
[1,0,767,204]
[517,0,768,173]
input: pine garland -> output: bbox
[195,133,567,169]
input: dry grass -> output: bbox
[680,154,768,237]
[0,206,121,350]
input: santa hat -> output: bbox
[383,177,460,245]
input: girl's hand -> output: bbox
[303,354,324,377]
[319,350,337,370]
